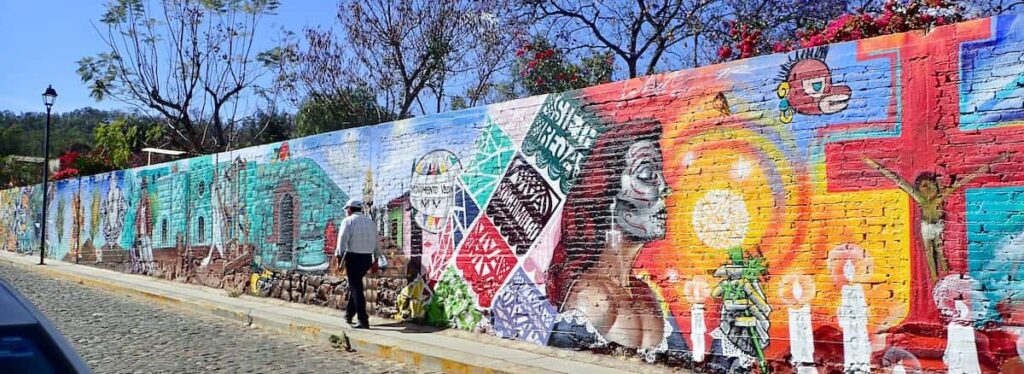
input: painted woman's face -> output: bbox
[614,140,670,241]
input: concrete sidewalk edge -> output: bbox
[0,257,561,374]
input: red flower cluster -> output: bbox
[57,151,81,170]
[517,40,588,90]
[513,37,613,95]
[717,0,963,60]
[51,149,122,181]
[717,20,775,62]
[796,0,963,49]
[52,168,80,180]
[518,44,562,78]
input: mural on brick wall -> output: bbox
[5,14,1024,373]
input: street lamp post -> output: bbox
[39,85,57,265]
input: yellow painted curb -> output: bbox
[0,258,539,374]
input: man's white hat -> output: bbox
[345,199,364,209]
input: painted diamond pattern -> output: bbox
[520,94,603,194]
[485,154,561,255]
[423,220,456,284]
[460,118,515,208]
[455,215,518,308]
[520,206,561,287]
[451,185,479,248]
[491,269,558,345]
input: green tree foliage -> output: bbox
[0,156,42,187]
[234,110,296,148]
[0,108,116,157]
[94,119,142,169]
[294,91,394,137]
[55,197,66,244]
[0,108,169,185]
[0,109,115,186]
[93,117,165,168]
[77,0,281,153]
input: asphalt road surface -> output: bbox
[0,262,424,373]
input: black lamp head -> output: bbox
[42,85,58,108]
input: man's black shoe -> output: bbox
[352,323,370,329]
[345,317,355,325]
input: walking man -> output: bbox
[335,199,380,329]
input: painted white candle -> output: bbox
[893,364,907,374]
[684,277,711,363]
[838,260,871,373]
[691,303,707,363]
[787,277,817,373]
[789,304,819,373]
[944,300,981,374]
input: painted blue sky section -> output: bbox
[960,14,1024,130]
[966,186,1024,324]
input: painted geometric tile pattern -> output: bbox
[484,154,561,256]
[491,268,558,345]
[454,215,518,309]
[460,118,515,208]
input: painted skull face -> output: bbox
[786,59,851,115]
[614,140,670,241]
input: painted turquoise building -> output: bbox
[250,156,348,272]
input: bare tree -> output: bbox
[343,0,483,117]
[274,0,525,119]
[78,0,280,153]
[452,7,528,108]
[526,0,723,78]
[964,0,1024,15]
[525,0,862,75]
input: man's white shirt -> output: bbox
[335,213,380,256]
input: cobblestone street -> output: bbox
[0,263,423,373]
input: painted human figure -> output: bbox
[17,190,32,250]
[546,121,684,359]
[101,174,126,249]
[70,191,83,262]
[861,156,1005,282]
[133,180,155,274]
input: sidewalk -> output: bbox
[0,251,679,374]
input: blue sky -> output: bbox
[0,1,338,114]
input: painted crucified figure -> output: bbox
[861,153,1009,283]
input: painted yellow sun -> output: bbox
[690,189,750,250]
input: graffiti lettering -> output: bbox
[521,94,602,194]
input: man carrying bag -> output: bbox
[335,199,381,329]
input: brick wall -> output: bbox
[4,14,1024,373]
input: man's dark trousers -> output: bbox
[344,252,373,325]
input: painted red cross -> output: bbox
[824,18,1024,330]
